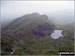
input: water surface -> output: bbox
[51,30,63,39]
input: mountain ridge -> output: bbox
[1,13,74,55]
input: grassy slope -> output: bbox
[1,14,74,55]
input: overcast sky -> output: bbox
[1,1,74,22]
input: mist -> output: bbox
[1,1,74,24]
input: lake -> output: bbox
[51,30,63,39]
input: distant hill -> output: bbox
[47,10,74,25]
[1,13,74,55]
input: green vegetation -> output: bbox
[1,13,74,55]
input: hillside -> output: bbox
[1,13,74,55]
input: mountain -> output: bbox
[1,13,54,55]
[2,13,53,32]
[1,13,74,55]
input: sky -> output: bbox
[1,1,74,22]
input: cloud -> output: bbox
[1,1,74,22]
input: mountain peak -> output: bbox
[28,13,40,17]
[31,13,40,15]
